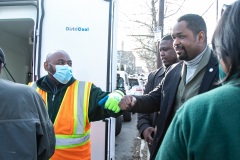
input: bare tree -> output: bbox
[124,0,185,72]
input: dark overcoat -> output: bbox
[131,51,219,159]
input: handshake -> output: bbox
[98,90,124,113]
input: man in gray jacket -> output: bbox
[0,48,55,160]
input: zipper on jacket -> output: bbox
[52,85,57,102]
[52,94,55,101]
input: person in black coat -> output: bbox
[119,14,219,160]
[136,34,178,153]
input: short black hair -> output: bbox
[212,0,240,83]
[0,48,5,65]
[178,14,207,42]
[161,34,173,41]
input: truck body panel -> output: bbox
[0,0,118,159]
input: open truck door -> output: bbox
[0,0,119,159]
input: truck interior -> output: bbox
[0,18,34,84]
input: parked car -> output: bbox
[115,116,122,136]
[117,71,130,93]
[128,77,144,95]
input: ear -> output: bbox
[44,62,48,71]
[197,31,205,43]
[0,63,3,73]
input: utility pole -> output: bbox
[216,0,218,22]
[157,0,164,68]
[159,0,164,38]
[120,41,124,71]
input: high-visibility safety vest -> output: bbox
[29,80,92,160]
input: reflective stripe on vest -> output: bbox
[56,133,90,148]
[29,81,91,149]
[28,82,48,108]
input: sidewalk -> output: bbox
[115,113,150,160]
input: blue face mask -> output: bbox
[53,65,73,84]
[218,63,226,80]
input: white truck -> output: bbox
[0,0,121,159]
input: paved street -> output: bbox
[115,113,149,160]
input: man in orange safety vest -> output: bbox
[29,50,123,160]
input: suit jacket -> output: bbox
[137,67,165,140]
[131,50,219,159]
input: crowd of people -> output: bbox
[119,0,240,160]
[1,0,240,159]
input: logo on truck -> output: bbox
[66,27,89,31]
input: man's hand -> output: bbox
[98,90,124,113]
[118,95,136,110]
[143,127,155,145]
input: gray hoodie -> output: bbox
[0,79,55,160]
